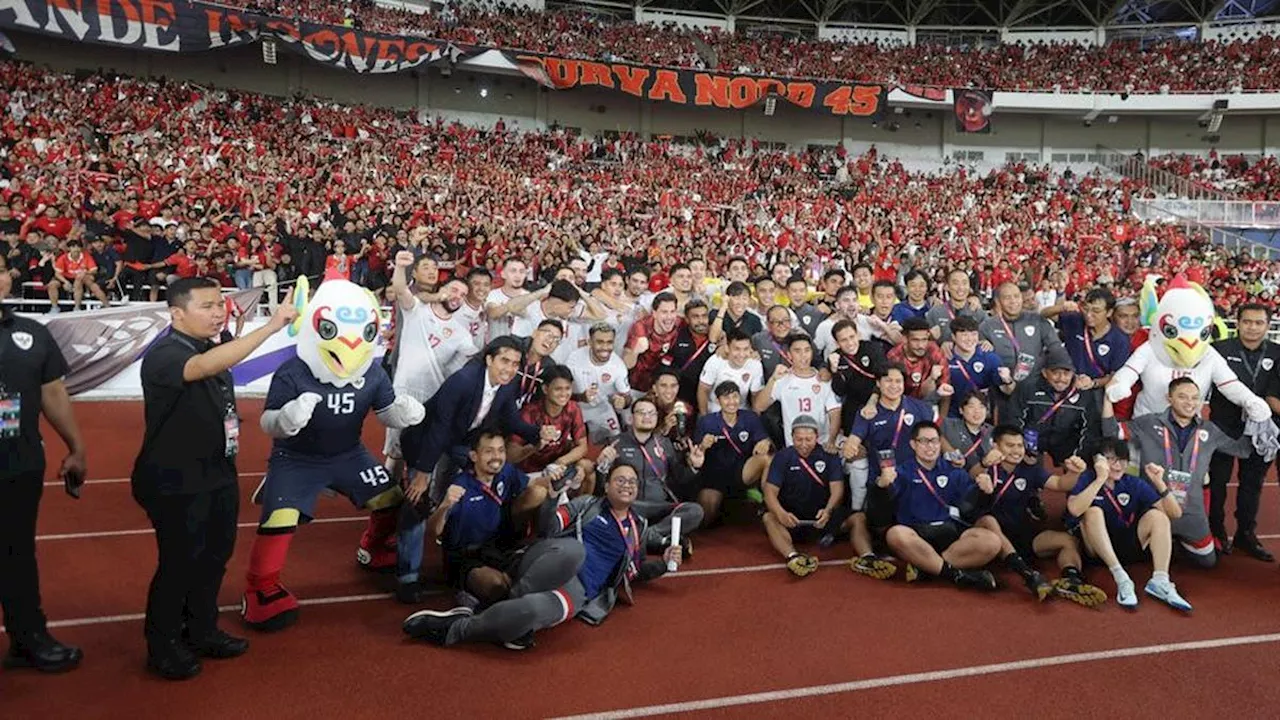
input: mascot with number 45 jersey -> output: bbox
[242,272,424,632]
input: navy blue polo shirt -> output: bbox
[1059,313,1130,379]
[696,409,768,473]
[851,396,938,463]
[1066,470,1160,532]
[889,457,975,525]
[577,509,641,599]
[985,462,1048,532]
[440,464,529,553]
[766,445,843,516]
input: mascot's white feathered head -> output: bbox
[1141,274,1215,369]
[288,271,381,388]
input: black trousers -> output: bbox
[134,483,239,649]
[0,470,48,639]
[1207,450,1268,536]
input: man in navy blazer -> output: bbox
[395,337,553,602]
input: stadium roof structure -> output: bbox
[552,0,1280,28]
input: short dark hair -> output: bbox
[1238,302,1272,321]
[714,381,741,399]
[955,391,986,410]
[950,316,979,335]
[725,327,751,345]
[540,364,575,388]
[470,429,506,451]
[547,279,580,303]
[1168,376,1200,394]
[910,420,940,440]
[167,277,221,308]
[835,285,858,301]
[486,335,525,361]
[466,266,492,282]
[1098,437,1130,461]
[786,333,813,351]
[536,318,566,335]
[787,274,807,288]
[832,318,858,340]
[652,366,681,385]
[901,317,931,335]
[684,298,708,316]
[725,281,750,297]
[991,424,1023,444]
[823,269,846,283]
[652,291,678,312]
[872,280,898,297]
[879,363,906,381]
[1084,288,1116,309]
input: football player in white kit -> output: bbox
[384,251,478,476]
[454,266,492,348]
[484,258,529,340]
[757,333,842,449]
[697,328,764,415]
[566,322,633,443]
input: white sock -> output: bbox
[1108,565,1130,584]
[1152,570,1170,584]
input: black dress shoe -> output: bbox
[147,641,202,681]
[396,581,430,605]
[3,632,83,673]
[1234,533,1275,562]
[1213,530,1233,555]
[187,629,249,660]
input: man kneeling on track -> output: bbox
[1066,440,1191,612]
[880,421,1001,590]
[761,416,850,577]
[403,463,682,648]
[970,426,1107,607]
[428,431,568,616]
[423,430,584,649]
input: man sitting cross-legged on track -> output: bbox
[403,463,682,649]
[969,426,1108,607]
[761,415,850,577]
[879,420,1002,590]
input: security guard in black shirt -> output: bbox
[132,277,296,680]
[0,254,89,673]
[1208,302,1280,561]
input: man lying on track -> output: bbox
[403,463,682,649]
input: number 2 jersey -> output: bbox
[265,357,395,458]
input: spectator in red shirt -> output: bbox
[50,239,108,311]
[508,365,595,496]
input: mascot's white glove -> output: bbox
[261,392,323,439]
[1244,396,1272,424]
[1246,418,1280,463]
[376,394,426,429]
[1105,381,1131,404]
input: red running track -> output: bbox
[2,400,1280,719]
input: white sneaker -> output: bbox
[1116,578,1139,609]
[1145,577,1193,613]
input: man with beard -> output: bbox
[814,286,861,357]
[669,299,714,407]
[624,292,683,393]
[888,317,953,406]
[485,259,530,340]
[383,254,478,489]
[595,398,705,554]
[566,324,632,445]
[927,268,988,344]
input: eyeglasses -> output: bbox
[913,437,942,445]
[612,477,639,488]
[633,409,658,417]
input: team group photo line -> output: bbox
[6,242,1280,680]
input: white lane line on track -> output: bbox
[35,515,367,541]
[0,560,835,632]
[547,632,1280,720]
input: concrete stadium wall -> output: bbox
[9,30,1280,161]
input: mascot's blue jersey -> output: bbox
[266,357,395,457]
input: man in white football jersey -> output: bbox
[756,333,841,448]
[697,328,764,415]
[454,266,492,348]
[566,323,633,443]
[384,252,478,469]
[484,259,529,340]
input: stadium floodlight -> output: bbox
[262,38,277,65]
[763,96,776,116]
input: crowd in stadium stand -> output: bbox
[225,2,1280,93]
[1,60,1278,316]
[1149,151,1280,200]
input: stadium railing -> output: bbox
[1129,198,1280,230]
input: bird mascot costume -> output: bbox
[1105,274,1279,562]
[242,272,424,631]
